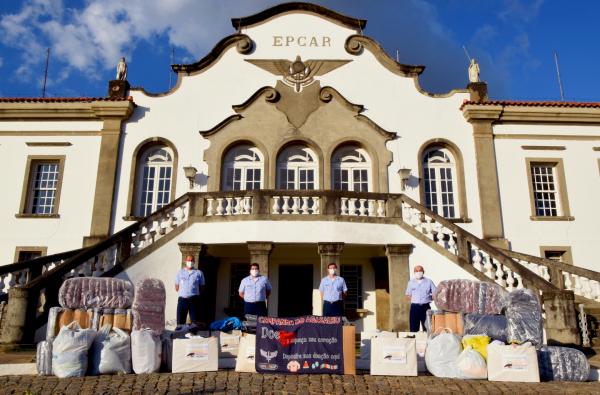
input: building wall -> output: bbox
[494,123,600,270]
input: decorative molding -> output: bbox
[231,2,367,30]
[199,115,243,137]
[0,131,100,136]
[231,87,280,112]
[385,244,414,256]
[521,145,566,151]
[345,35,424,77]
[25,142,72,147]
[317,242,345,256]
[0,100,134,120]
[495,134,600,141]
[171,34,253,74]
[592,147,600,151]
[463,104,600,124]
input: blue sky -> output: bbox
[1,0,599,101]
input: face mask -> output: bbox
[250,269,259,277]
[328,268,336,275]
[185,261,193,269]
[415,271,424,279]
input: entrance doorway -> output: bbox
[278,264,313,317]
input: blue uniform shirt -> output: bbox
[319,276,348,302]
[175,268,205,298]
[405,277,436,304]
[238,275,272,302]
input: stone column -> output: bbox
[386,244,414,331]
[542,289,580,346]
[317,242,344,277]
[178,243,206,269]
[0,288,30,344]
[471,120,509,249]
[247,242,274,280]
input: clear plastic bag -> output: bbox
[51,322,96,378]
[433,280,507,314]
[424,329,462,378]
[456,347,487,379]
[89,324,132,375]
[504,289,543,347]
[131,329,162,374]
[538,346,590,382]
[132,279,165,334]
[58,277,133,309]
[463,314,507,343]
[36,340,53,375]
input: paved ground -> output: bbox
[1,371,600,395]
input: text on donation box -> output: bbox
[256,316,344,374]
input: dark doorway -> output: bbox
[278,264,313,317]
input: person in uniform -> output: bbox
[319,263,348,317]
[405,265,436,332]
[238,263,272,317]
[175,255,205,325]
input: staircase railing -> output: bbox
[0,248,84,298]
[501,249,600,302]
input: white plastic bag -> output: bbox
[36,340,53,376]
[52,322,96,378]
[456,347,487,379]
[90,324,131,375]
[424,329,461,378]
[131,329,161,374]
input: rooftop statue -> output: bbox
[468,58,480,83]
[116,57,128,81]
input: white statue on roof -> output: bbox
[468,58,480,83]
[116,57,127,80]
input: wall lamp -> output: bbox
[398,167,411,191]
[183,166,198,189]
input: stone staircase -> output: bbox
[0,190,590,347]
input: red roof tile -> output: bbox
[0,97,133,103]
[461,100,600,110]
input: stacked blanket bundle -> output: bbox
[58,277,134,309]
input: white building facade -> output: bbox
[0,3,598,341]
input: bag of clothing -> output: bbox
[172,334,219,373]
[433,280,507,314]
[131,329,162,374]
[36,340,53,376]
[235,334,257,373]
[209,317,243,331]
[463,314,507,343]
[371,337,418,376]
[538,346,590,382]
[424,329,462,378]
[487,342,540,382]
[58,277,133,309]
[51,322,96,378]
[132,279,165,334]
[89,325,132,375]
[504,289,543,348]
[456,347,487,379]
[461,335,491,360]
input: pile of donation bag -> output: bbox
[358,279,590,382]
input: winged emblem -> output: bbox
[260,349,278,363]
[246,56,351,92]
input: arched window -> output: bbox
[135,145,173,217]
[422,147,459,218]
[331,145,371,192]
[222,144,264,191]
[276,145,318,190]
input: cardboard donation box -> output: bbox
[46,307,94,341]
[215,330,242,358]
[235,334,257,373]
[343,325,356,375]
[487,343,540,382]
[430,312,463,335]
[370,337,418,376]
[172,336,218,373]
[94,309,132,332]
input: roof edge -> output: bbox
[231,2,366,31]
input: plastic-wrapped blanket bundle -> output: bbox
[58,277,134,309]
[131,329,162,374]
[537,346,590,382]
[36,340,53,375]
[504,289,543,347]
[89,325,132,375]
[132,278,166,334]
[51,322,96,378]
[424,330,462,378]
[463,314,507,343]
[433,280,507,314]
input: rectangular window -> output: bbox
[299,169,315,190]
[340,264,363,309]
[540,246,573,265]
[19,156,65,217]
[14,246,47,263]
[526,159,571,220]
